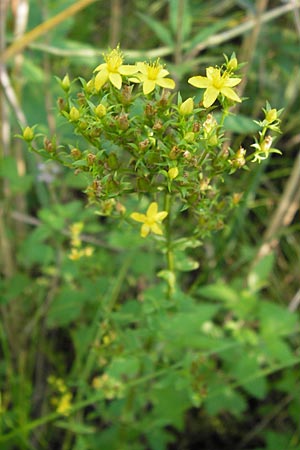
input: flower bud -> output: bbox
[145,104,157,117]
[203,114,217,133]
[169,145,180,160]
[44,137,55,153]
[121,85,132,104]
[85,79,94,94]
[57,97,67,112]
[116,202,126,214]
[107,152,119,169]
[87,153,96,166]
[71,148,82,159]
[137,177,151,192]
[95,104,107,118]
[117,113,129,130]
[184,132,195,143]
[199,177,210,191]
[69,106,80,122]
[179,98,194,115]
[183,150,191,160]
[232,192,243,205]
[61,74,70,92]
[265,109,277,124]
[168,167,179,180]
[227,57,238,71]
[153,119,163,131]
[193,122,201,133]
[231,147,246,168]
[23,126,34,142]
[261,136,272,152]
[139,139,150,151]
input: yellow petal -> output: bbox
[95,70,109,91]
[119,65,138,75]
[206,67,219,79]
[94,63,106,72]
[203,86,219,108]
[188,76,210,88]
[130,212,147,223]
[156,211,168,221]
[150,223,163,235]
[141,224,150,237]
[143,79,156,94]
[156,77,175,90]
[224,77,241,87]
[136,62,148,75]
[157,68,169,78]
[147,202,158,217]
[109,72,122,89]
[220,87,241,103]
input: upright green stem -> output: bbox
[164,192,175,298]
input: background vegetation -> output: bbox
[1,1,300,449]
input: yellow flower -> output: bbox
[188,67,241,108]
[132,60,175,95]
[93,47,137,91]
[130,202,168,238]
[56,392,72,416]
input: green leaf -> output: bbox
[55,420,95,434]
[227,353,268,399]
[0,156,33,193]
[46,288,87,327]
[198,283,238,303]
[187,18,230,51]
[248,252,275,292]
[137,13,174,47]
[18,238,54,267]
[1,273,31,305]
[261,336,294,364]
[161,303,220,349]
[259,301,298,337]
[174,251,199,271]
[198,283,258,319]
[107,357,140,379]
[169,0,192,41]
[205,384,247,416]
[224,114,260,134]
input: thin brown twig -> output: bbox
[10,210,121,252]
[0,0,98,62]
[4,2,299,62]
[253,151,300,264]
[109,0,121,48]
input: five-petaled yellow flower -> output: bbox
[188,67,241,108]
[94,47,137,91]
[132,60,175,95]
[130,202,168,238]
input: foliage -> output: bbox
[1,1,300,450]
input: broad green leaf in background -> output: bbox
[205,382,247,417]
[169,0,192,42]
[226,352,268,399]
[137,12,174,48]
[247,252,275,292]
[223,113,261,134]
[0,156,33,194]
[46,287,88,327]
[187,18,231,52]
[258,301,298,337]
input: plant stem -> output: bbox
[164,192,175,298]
